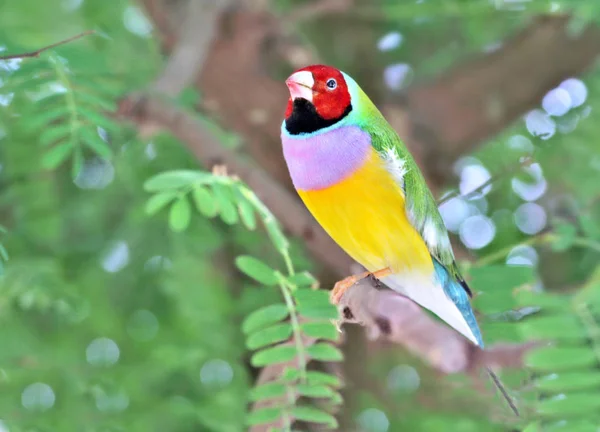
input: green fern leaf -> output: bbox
[235,256,279,286]
[250,382,287,402]
[41,141,73,169]
[246,323,293,350]
[169,196,192,232]
[306,343,343,361]
[291,406,337,428]
[251,345,297,366]
[242,304,289,334]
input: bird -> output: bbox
[280,64,518,415]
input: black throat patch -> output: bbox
[285,98,352,135]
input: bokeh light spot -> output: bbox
[383,63,413,90]
[387,364,420,393]
[459,215,496,249]
[525,109,556,140]
[439,197,470,233]
[21,383,55,411]
[559,78,587,107]
[86,337,120,367]
[506,244,539,267]
[377,32,403,52]
[542,88,571,116]
[511,163,547,202]
[127,310,159,341]
[123,6,152,36]
[102,241,130,273]
[200,359,233,389]
[514,203,547,235]
[357,408,390,432]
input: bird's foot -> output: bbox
[368,272,382,288]
[329,267,391,305]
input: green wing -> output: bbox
[369,124,467,288]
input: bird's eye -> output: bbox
[326,78,337,90]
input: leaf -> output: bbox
[300,322,339,341]
[192,186,218,218]
[536,392,600,418]
[287,272,318,288]
[251,345,297,367]
[535,372,600,392]
[579,213,600,239]
[294,289,330,306]
[470,265,535,291]
[522,423,541,432]
[282,367,299,382]
[42,141,73,169]
[80,126,113,158]
[515,291,571,311]
[237,198,257,230]
[39,124,71,146]
[552,223,577,251]
[71,146,84,179]
[297,304,339,320]
[211,184,238,225]
[77,106,121,132]
[26,106,69,129]
[519,314,585,341]
[235,256,279,286]
[525,347,597,371]
[168,197,192,232]
[296,384,334,399]
[145,192,177,215]
[246,407,282,426]
[307,343,343,361]
[0,243,8,262]
[250,382,287,402]
[246,323,293,350]
[306,371,341,388]
[291,406,338,428]
[242,304,289,334]
[470,265,535,313]
[144,171,213,192]
[76,91,117,112]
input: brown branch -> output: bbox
[335,279,537,375]
[0,30,95,61]
[394,15,600,188]
[248,277,536,431]
[153,0,235,96]
[117,93,354,276]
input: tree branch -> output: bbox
[0,31,95,60]
[152,0,235,96]
[117,94,354,275]
[394,15,600,187]
[335,278,537,375]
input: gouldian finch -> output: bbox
[280,65,517,414]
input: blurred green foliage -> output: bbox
[1,0,600,431]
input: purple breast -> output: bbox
[281,125,371,191]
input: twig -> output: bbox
[0,30,95,61]
[438,156,534,205]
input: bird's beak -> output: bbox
[285,71,314,102]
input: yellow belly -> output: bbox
[298,149,433,274]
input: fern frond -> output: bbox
[143,169,344,430]
[4,52,123,177]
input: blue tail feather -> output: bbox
[432,259,484,347]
